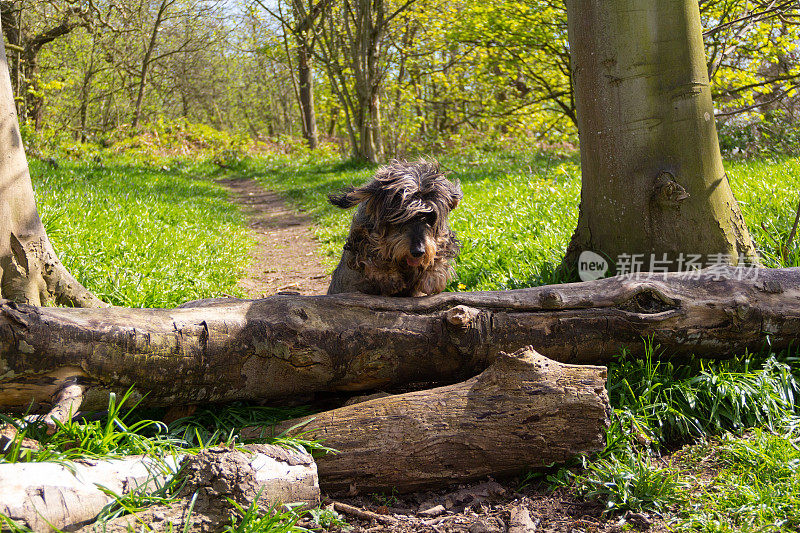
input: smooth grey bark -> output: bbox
[561,0,758,276]
[0,22,103,307]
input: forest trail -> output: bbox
[218,177,330,298]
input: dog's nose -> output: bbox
[410,246,425,257]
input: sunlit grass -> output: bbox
[241,148,581,290]
[241,150,800,292]
[551,338,800,518]
[726,156,800,269]
[676,429,800,531]
[30,158,252,308]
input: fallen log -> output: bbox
[259,347,610,493]
[1,267,797,412]
[0,444,319,531]
[0,454,182,531]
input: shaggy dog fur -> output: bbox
[327,159,462,296]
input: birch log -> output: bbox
[0,445,318,532]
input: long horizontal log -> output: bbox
[262,347,610,493]
[0,267,798,411]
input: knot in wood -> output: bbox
[652,172,689,207]
[539,289,563,309]
[445,305,480,328]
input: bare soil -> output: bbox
[218,177,330,298]
[78,477,671,532]
[323,479,672,533]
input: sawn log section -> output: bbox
[0,267,797,411]
[266,347,610,493]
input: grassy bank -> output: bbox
[243,149,800,290]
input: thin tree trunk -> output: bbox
[132,0,170,129]
[78,33,97,142]
[0,267,796,413]
[297,40,318,149]
[561,0,758,275]
[290,0,320,149]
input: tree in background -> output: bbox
[561,0,758,277]
[5,0,800,159]
[0,0,94,129]
[314,0,416,162]
[448,0,575,135]
[255,0,329,149]
[130,0,226,128]
[702,0,800,153]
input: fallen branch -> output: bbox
[0,455,181,531]
[0,267,797,412]
[332,501,400,525]
[0,445,319,531]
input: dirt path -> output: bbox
[218,177,330,298]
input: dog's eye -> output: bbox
[388,195,402,210]
[423,212,437,226]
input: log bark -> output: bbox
[0,444,319,532]
[264,347,610,493]
[0,267,797,412]
[0,455,182,531]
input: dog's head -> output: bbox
[329,159,462,269]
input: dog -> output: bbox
[327,159,462,296]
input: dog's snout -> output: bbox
[410,244,425,257]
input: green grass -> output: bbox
[0,395,324,465]
[30,158,252,307]
[545,338,800,518]
[15,143,800,529]
[676,428,800,531]
[607,343,800,449]
[727,156,800,268]
[240,147,581,290]
[576,451,687,515]
[240,150,800,292]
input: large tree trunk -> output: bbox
[263,347,609,493]
[0,267,797,413]
[0,29,103,308]
[561,0,757,276]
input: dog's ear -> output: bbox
[328,186,369,209]
[448,180,463,210]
